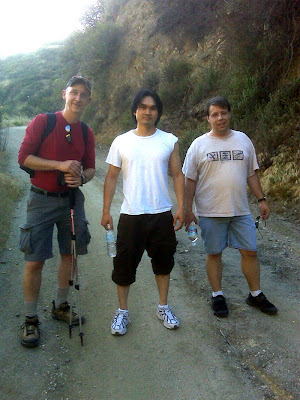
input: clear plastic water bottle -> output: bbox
[106,224,116,257]
[187,222,198,246]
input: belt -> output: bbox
[31,186,69,198]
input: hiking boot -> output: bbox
[156,306,179,329]
[246,292,278,315]
[21,316,40,347]
[212,295,228,318]
[111,310,130,335]
[52,301,85,325]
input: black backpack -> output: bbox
[20,113,88,178]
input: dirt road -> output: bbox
[0,127,299,400]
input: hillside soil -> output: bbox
[0,127,299,400]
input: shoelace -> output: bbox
[22,321,39,336]
[161,308,177,323]
[113,312,129,328]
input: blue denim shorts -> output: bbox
[19,188,91,261]
[198,214,257,255]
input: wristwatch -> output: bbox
[258,197,266,202]
[81,173,88,185]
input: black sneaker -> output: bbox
[211,295,228,318]
[21,316,40,347]
[246,292,278,315]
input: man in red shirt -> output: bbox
[18,76,95,347]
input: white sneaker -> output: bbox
[111,309,130,335]
[156,306,179,329]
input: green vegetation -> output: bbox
[0,0,299,215]
[0,152,23,249]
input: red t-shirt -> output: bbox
[18,112,95,192]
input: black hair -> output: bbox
[131,89,163,125]
[205,97,231,116]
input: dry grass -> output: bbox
[260,144,300,222]
[0,153,23,249]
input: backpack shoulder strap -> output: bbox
[41,113,57,142]
[81,121,88,146]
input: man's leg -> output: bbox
[23,260,45,308]
[110,285,131,335]
[206,253,228,317]
[21,260,44,347]
[57,254,72,289]
[52,254,84,324]
[155,274,170,305]
[206,253,223,292]
[239,249,260,291]
[155,274,179,329]
[117,284,130,310]
[240,249,277,314]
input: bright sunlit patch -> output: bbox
[0,0,95,59]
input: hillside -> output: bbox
[0,0,299,218]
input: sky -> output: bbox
[0,0,96,59]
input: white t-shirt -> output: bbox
[106,129,178,215]
[182,130,259,217]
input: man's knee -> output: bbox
[239,249,257,259]
[207,252,222,260]
[24,260,45,273]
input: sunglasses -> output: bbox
[65,125,71,144]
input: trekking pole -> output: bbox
[68,188,84,346]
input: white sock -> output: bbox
[158,304,168,309]
[118,308,128,314]
[212,291,224,297]
[250,290,262,297]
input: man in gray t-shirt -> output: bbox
[183,96,277,318]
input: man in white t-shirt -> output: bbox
[183,97,277,318]
[101,89,184,335]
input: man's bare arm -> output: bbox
[169,143,185,231]
[247,171,270,220]
[184,177,198,229]
[101,164,121,230]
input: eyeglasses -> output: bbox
[65,125,71,144]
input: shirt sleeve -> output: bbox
[247,140,259,177]
[182,140,198,181]
[106,136,122,168]
[18,114,47,166]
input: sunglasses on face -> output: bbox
[65,125,71,144]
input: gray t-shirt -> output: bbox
[182,130,259,217]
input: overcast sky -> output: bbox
[0,0,96,59]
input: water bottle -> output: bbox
[106,224,116,257]
[187,222,198,246]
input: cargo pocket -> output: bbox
[82,219,91,245]
[19,223,33,254]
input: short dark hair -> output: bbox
[131,89,163,125]
[66,75,92,94]
[205,97,231,116]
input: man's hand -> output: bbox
[63,172,82,188]
[173,209,185,231]
[58,160,81,176]
[101,212,114,230]
[260,201,270,221]
[185,210,198,231]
